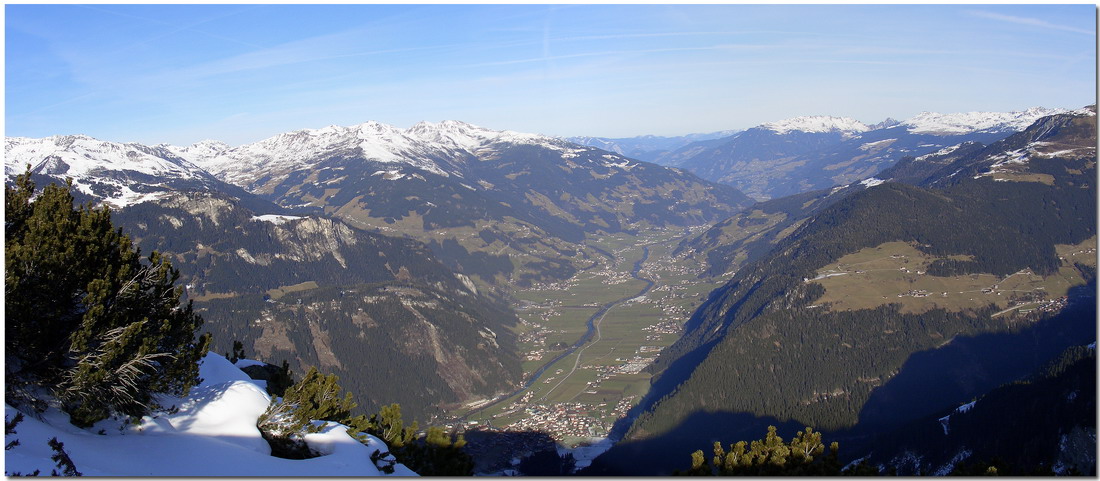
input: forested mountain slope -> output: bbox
[112,192,522,421]
[585,107,1096,474]
[864,343,1096,475]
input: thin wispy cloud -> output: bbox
[466,44,777,69]
[77,5,265,52]
[968,10,1094,36]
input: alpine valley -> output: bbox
[5,107,1096,475]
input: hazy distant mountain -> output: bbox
[659,107,1072,200]
[566,130,741,164]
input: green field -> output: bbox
[455,226,726,446]
[266,281,320,300]
[812,237,1096,315]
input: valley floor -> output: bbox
[441,226,725,458]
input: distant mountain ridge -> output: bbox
[665,107,1073,200]
[565,130,740,163]
[900,107,1071,135]
[759,115,870,135]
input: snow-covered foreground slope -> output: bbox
[4,355,416,476]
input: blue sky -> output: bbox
[5,4,1096,146]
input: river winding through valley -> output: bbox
[461,245,656,420]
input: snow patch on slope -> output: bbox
[937,400,978,435]
[915,144,963,161]
[859,139,897,151]
[565,437,614,470]
[859,177,885,188]
[251,214,305,225]
[974,136,1095,180]
[932,449,973,476]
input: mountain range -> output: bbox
[6,106,1094,474]
[4,120,749,422]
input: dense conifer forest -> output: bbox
[5,173,211,427]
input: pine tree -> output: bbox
[682,426,846,476]
[5,172,211,427]
[48,438,81,476]
[256,366,363,458]
[256,363,474,474]
[266,360,295,397]
[227,340,246,364]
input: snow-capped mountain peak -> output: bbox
[406,120,500,152]
[760,116,871,135]
[179,120,567,190]
[901,107,1068,135]
[407,120,560,151]
[871,118,902,130]
[5,134,199,178]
